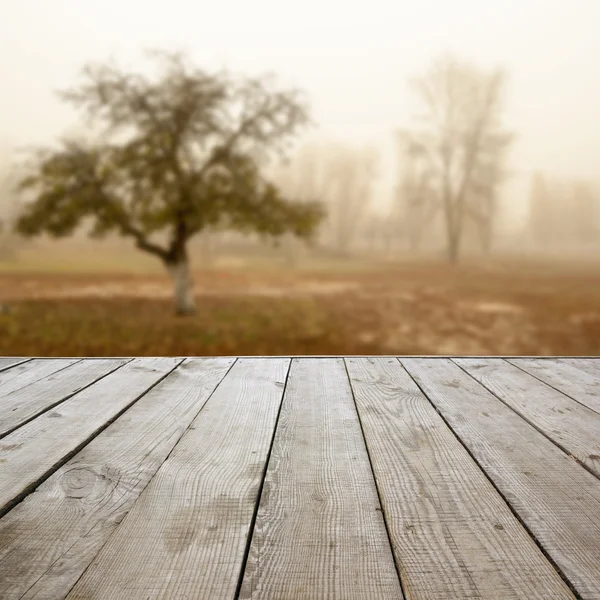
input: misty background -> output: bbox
[0,0,599,357]
[2,1,600,232]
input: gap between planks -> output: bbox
[0,358,235,600]
[345,357,575,600]
[0,358,32,373]
[65,358,290,600]
[402,358,600,600]
[0,359,132,439]
[506,358,600,415]
[453,358,600,479]
[0,358,181,518]
[240,358,402,600]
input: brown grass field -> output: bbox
[1,253,599,357]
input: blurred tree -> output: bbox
[0,151,22,261]
[14,51,325,314]
[270,141,378,258]
[403,55,513,262]
[469,158,509,254]
[328,145,379,256]
[571,182,600,243]
[268,142,326,266]
[363,211,397,254]
[395,132,437,252]
[528,172,551,245]
[529,173,600,247]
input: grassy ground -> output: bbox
[1,255,599,356]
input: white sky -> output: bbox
[1,0,599,225]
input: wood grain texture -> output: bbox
[456,358,600,477]
[346,357,575,600]
[402,358,600,600]
[559,358,600,379]
[0,358,178,517]
[507,358,600,414]
[66,358,289,600]
[0,359,80,405]
[0,359,30,373]
[0,358,234,600]
[0,359,128,438]
[240,358,402,600]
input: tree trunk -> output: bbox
[166,256,196,315]
[444,196,461,263]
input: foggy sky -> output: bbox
[1,0,599,227]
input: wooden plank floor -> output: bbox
[0,357,598,600]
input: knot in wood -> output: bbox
[60,466,96,499]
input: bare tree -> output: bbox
[270,141,379,259]
[363,210,398,254]
[528,172,551,245]
[327,145,379,256]
[469,158,509,254]
[529,173,600,247]
[570,181,599,243]
[404,55,513,262]
[395,133,438,252]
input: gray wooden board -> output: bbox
[66,358,289,600]
[559,358,600,379]
[456,358,600,476]
[0,358,179,517]
[240,358,402,600]
[345,357,575,600]
[507,358,600,414]
[0,359,30,373]
[402,358,600,600]
[0,358,234,600]
[0,359,81,405]
[0,359,129,438]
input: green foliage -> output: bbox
[15,51,325,262]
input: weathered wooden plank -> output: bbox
[456,358,600,477]
[0,358,179,517]
[240,358,402,600]
[66,358,289,600]
[0,358,235,600]
[402,358,600,600]
[559,358,600,379]
[507,358,600,414]
[0,358,30,373]
[0,359,130,438]
[0,359,80,403]
[345,357,574,600]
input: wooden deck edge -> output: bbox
[5,355,599,360]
